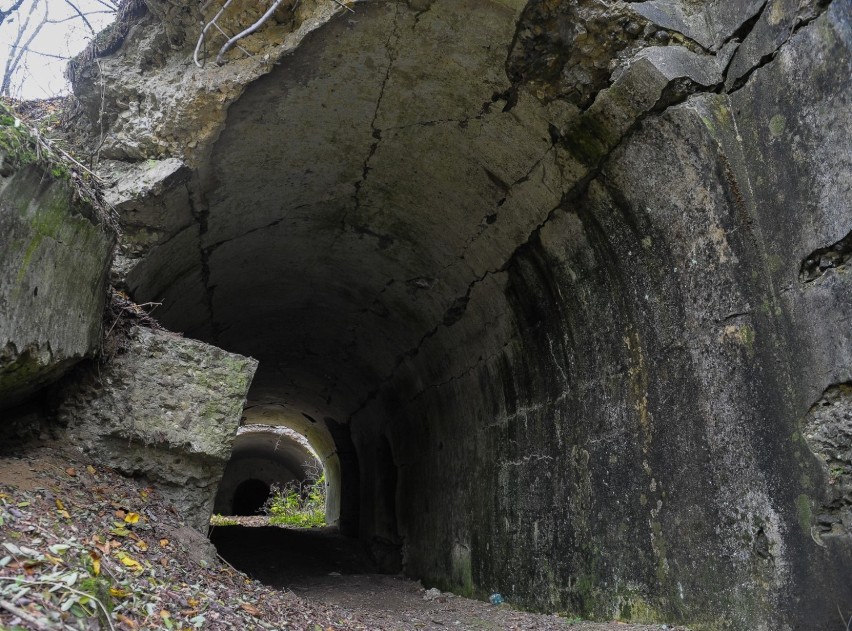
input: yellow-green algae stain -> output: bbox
[795,494,812,534]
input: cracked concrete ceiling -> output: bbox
[130,0,559,429]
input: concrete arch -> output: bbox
[94,0,852,627]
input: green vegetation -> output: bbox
[265,470,327,528]
[209,514,240,526]
[795,494,812,534]
[0,106,39,169]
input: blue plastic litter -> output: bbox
[489,593,504,605]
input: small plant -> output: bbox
[209,514,240,526]
[264,467,327,528]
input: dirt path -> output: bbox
[0,442,687,631]
[211,524,688,631]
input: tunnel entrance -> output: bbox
[231,478,271,516]
[213,424,324,518]
[57,0,852,623]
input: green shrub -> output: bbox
[264,470,327,528]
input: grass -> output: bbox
[265,472,326,529]
[209,514,240,526]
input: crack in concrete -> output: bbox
[336,4,401,250]
[345,28,797,421]
[185,182,221,343]
[725,1,830,94]
[409,336,514,403]
[408,0,436,27]
[346,264,506,423]
[720,0,769,50]
[456,144,558,264]
[343,1,831,425]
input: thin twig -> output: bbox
[216,552,240,574]
[93,58,106,166]
[840,604,852,631]
[62,0,95,34]
[89,0,118,11]
[215,0,286,66]
[0,598,53,631]
[46,9,113,24]
[194,0,235,68]
[7,47,67,60]
[30,126,103,183]
[331,0,355,13]
[212,21,254,59]
[0,578,116,631]
[2,0,46,95]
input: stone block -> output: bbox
[0,132,116,408]
[57,326,258,531]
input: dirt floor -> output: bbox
[212,523,687,630]
[0,441,688,630]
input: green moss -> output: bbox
[740,324,756,351]
[0,104,112,230]
[0,347,50,400]
[795,494,812,534]
[12,184,75,291]
[768,114,786,138]
[451,544,474,597]
[0,106,42,170]
[15,234,43,286]
[617,596,664,624]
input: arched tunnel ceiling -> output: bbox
[128,0,561,424]
[230,430,315,471]
[83,0,852,625]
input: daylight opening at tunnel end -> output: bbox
[211,423,329,528]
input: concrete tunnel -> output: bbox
[213,425,323,517]
[92,0,852,627]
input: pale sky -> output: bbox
[0,0,117,99]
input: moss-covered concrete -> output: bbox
[0,109,116,407]
[56,326,258,531]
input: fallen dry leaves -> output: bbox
[0,445,375,630]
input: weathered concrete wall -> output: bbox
[0,117,116,408]
[67,0,852,628]
[391,5,851,628]
[57,326,258,531]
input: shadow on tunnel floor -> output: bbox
[209,526,379,588]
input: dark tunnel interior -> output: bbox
[231,479,271,516]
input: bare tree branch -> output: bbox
[215,0,286,66]
[0,0,26,28]
[194,0,235,68]
[330,0,355,14]
[0,0,118,97]
[62,0,95,34]
[195,0,353,69]
[89,0,117,10]
[10,47,68,60]
[46,10,113,25]
[2,0,48,95]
